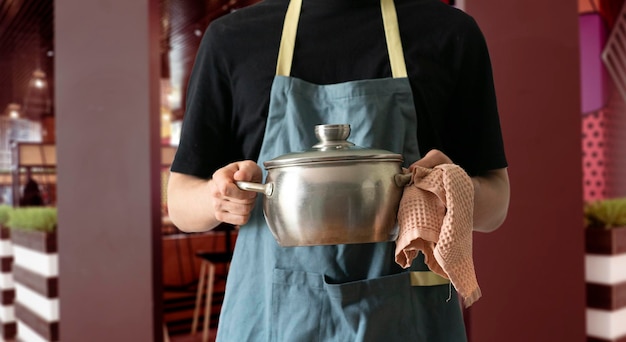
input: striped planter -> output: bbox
[0,227,16,340]
[586,227,626,342]
[11,229,58,342]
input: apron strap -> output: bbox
[380,0,408,78]
[276,0,408,78]
[276,0,302,77]
[410,271,451,286]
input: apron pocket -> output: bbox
[271,268,327,342]
[324,272,419,341]
[270,269,466,342]
[324,272,467,342]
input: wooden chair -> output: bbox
[190,224,235,342]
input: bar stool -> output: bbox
[191,224,235,342]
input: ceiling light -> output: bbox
[31,69,47,89]
[5,103,21,119]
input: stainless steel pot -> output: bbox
[237,124,411,247]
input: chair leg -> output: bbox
[202,263,216,342]
[191,261,208,334]
[163,324,171,342]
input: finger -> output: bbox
[215,210,252,226]
[233,160,263,183]
[225,182,259,201]
[215,199,254,216]
[212,167,252,198]
[210,180,257,203]
[212,162,240,183]
[411,149,453,169]
[213,161,262,189]
[214,200,255,226]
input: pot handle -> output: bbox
[394,173,413,187]
[236,181,274,197]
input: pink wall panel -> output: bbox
[580,1,626,202]
[579,13,608,113]
[600,90,626,199]
[583,110,608,201]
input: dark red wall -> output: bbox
[465,0,586,341]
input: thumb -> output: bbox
[411,149,453,169]
[233,160,262,182]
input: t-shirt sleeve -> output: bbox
[170,24,236,179]
[442,17,507,176]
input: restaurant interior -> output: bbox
[0,0,625,341]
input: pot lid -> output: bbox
[264,124,403,169]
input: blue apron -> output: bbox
[216,0,468,340]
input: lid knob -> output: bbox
[313,124,355,150]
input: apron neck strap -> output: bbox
[275,0,408,78]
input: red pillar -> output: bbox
[55,1,163,341]
[463,0,586,341]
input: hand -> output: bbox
[409,149,454,170]
[408,149,510,232]
[209,160,262,226]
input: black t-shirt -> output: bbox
[171,0,507,178]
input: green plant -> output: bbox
[0,205,12,226]
[6,207,57,232]
[584,197,626,230]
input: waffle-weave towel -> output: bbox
[395,164,481,307]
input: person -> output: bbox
[20,168,44,206]
[168,0,510,340]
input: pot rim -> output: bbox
[264,153,403,169]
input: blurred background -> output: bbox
[0,0,625,341]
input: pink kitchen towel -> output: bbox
[395,164,481,307]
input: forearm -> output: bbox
[471,168,510,233]
[167,161,262,232]
[167,172,221,232]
